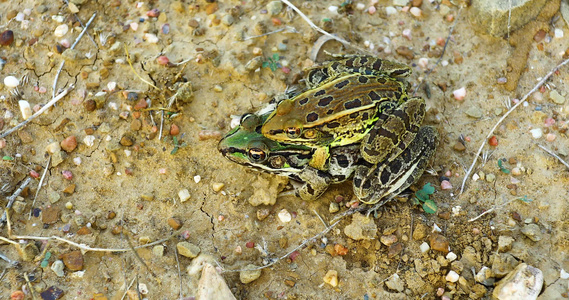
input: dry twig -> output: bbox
[538,144,569,170]
[29,156,51,220]
[460,57,569,194]
[0,177,32,225]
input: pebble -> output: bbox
[498,236,515,252]
[267,1,283,15]
[396,46,414,59]
[529,128,543,139]
[356,3,365,10]
[0,30,14,46]
[446,270,460,282]
[410,7,422,17]
[545,133,556,142]
[12,200,26,214]
[385,274,405,292]
[549,90,565,104]
[4,76,19,88]
[178,189,191,202]
[60,136,77,152]
[18,100,32,120]
[168,217,182,230]
[555,28,564,38]
[380,235,398,246]
[256,208,270,220]
[50,260,65,277]
[521,224,542,241]
[21,243,39,261]
[323,270,338,287]
[221,14,234,26]
[329,202,339,213]
[213,85,223,92]
[453,87,466,101]
[83,135,95,147]
[143,33,159,43]
[440,180,452,190]
[368,6,377,14]
[492,264,543,300]
[278,209,292,223]
[61,250,84,271]
[475,266,494,286]
[54,24,69,37]
[393,0,408,6]
[344,213,378,240]
[446,252,457,262]
[453,141,466,151]
[417,57,428,69]
[153,245,164,257]
[413,223,427,240]
[429,234,449,253]
[212,182,224,192]
[177,241,200,258]
[385,6,397,15]
[402,29,412,40]
[419,242,430,253]
[240,264,262,284]
[486,173,496,183]
[465,106,483,118]
[120,135,134,146]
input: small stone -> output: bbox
[486,173,496,183]
[62,184,75,195]
[39,286,64,300]
[240,264,262,284]
[396,46,414,60]
[60,136,77,152]
[12,200,26,214]
[42,206,61,224]
[453,142,466,151]
[18,100,32,120]
[256,208,270,220]
[344,213,378,240]
[61,250,84,271]
[4,76,19,88]
[465,106,483,118]
[493,264,543,300]
[83,99,96,111]
[498,236,515,252]
[453,87,466,101]
[50,260,65,277]
[0,30,14,46]
[267,1,283,15]
[388,242,403,258]
[393,0,408,6]
[385,6,397,15]
[475,266,495,286]
[152,245,164,257]
[46,142,62,154]
[440,180,452,190]
[54,24,69,37]
[429,234,449,253]
[329,202,339,213]
[21,243,39,261]
[323,270,338,287]
[205,3,218,15]
[529,128,543,139]
[549,90,565,104]
[380,234,398,246]
[212,182,224,192]
[213,85,223,92]
[177,242,201,258]
[221,14,234,26]
[134,99,148,110]
[410,7,422,17]
[446,252,458,262]
[168,217,183,230]
[178,189,191,202]
[419,242,430,253]
[385,273,405,292]
[278,209,292,223]
[521,224,542,242]
[120,135,134,146]
[77,226,91,235]
[546,133,556,142]
[446,270,460,282]
[413,223,428,240]
[492,253,519,278]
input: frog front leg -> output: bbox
[292,166,332,201]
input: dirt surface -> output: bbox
[0,0,568,299]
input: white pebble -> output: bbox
[385,6,397,15]
[124,149,131,157]
[561,269,569,280]
[418,57,429,70]
[511,167,521,176]
[364,40,370,47]
[453,87,466,101]
[555,28,564,38]
[4,76,19,88]
[356,3,365,10]
[194,175,201,183]
[144,33,159,43]
[328,5,338,13]
[472,173,480,182]
[16,12,25,22]
[432,223,442,233]
[452,205,461,216]
[441,60,449,67]
[107,82,117,92]
[419,242,430,253]
[446,252,457,262]
[60,39,70,48]
[446,270,460,282]
[178,189,191,202]
[73,157,82,166]
[529,128,543,139]
[278,209,292,223]
[402,29,412,40]
[83,135,95,147]
[130,22,139,31]
[54,24,69,37]
[18,100,32,120]
[230,116,241,129]
[137,283,148,295]
[546,133,556,142]
[410,7,422,17]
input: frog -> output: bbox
[260,54,425,169]
[218,102,438,206]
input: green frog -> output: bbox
[261,55,426,168]
[218,104,438,205]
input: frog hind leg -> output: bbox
[354,125,438,205]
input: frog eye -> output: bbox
[285,127,301,138]
[248,148,267,163]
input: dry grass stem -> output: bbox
[29,156,51,220]
[52,12,97,99]
[0,86,74,139]
[538,144,569,170]
[468,197,529,222]
[460,57,569,194]
[124,45,159,89]
[0,177,32,225]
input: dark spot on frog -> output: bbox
[318,96,333,107]
[306,112,319,123]
[314,89,326,97]
[344,98,362,109]
[334,80,350,89]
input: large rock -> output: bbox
[492,263,543,300]
[197,263,237,300]
[470,0,548,36]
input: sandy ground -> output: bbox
[0,0,568,299]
